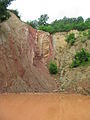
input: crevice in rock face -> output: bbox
[37,30,54,64]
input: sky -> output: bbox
[8,0,90,23]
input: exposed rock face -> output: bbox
[0,12,57,93]
[37,30,53,63]
[0,12,90,94]
[52,32,67,66]
[54,31,90,94]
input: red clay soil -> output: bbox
[0,94,90,120]
[0,12,57,93]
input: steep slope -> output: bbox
[52,31,90,94]
[0,12,57,93]
[37,30,53,63]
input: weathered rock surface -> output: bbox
[52,32,67,66]
[37,30,53,63]
[0,12,57,93]
[0,12,90,94]
[54,31,90,94]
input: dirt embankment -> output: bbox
[0,94,90,120]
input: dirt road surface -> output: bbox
[0,94,90,120]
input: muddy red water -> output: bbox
[0,94,90,120]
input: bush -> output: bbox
[39,25,55,34]
[49,61,58,74]
[80,31,87,43]
[66,33,76,45]
[71,48,90,68]
[88,30,90,39]
[83,31,87,36]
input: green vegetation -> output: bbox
[71,48,90,68]
[0,0,14,23]
[39,25,54,33]
[49,61,58,74]
[79,31,87,43]
[27,15,90,33]
[27,20,38,29]
[66,33,76,45]
[27,14,49,29]
[88,30,90,39]
[78,30,90,43]
[38,14,49,26]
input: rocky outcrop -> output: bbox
[52,32,67,66]
[54,31,90,94]
[0,12,57,93]
[37,30,53,63]
[0,12,90,94]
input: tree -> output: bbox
[27,15,89,33]
[74,23,87,31]
[85,18,90,29]
[38,14,49,26]
[27,20,38,29]
[77,16,84,23]
[85,18,90,23]
[0,0,14,23]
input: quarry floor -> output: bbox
[0,93,90,120]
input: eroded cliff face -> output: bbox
[52,32,67,66]
[0,12,90,94]
[37,30,53,63]
[0,12,57,93]
[52,30,90,94]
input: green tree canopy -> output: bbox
[27,20,38,29]
[38,14,49,26]
[77,16,84,23]
[27,15,90,33]
[0,0,14,23]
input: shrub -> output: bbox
[66,33,76,45]
[71,48,90,68]
[39,25,55,34]
[83,31,87,36]
[88,30,90,39]
[49,61,58,74]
